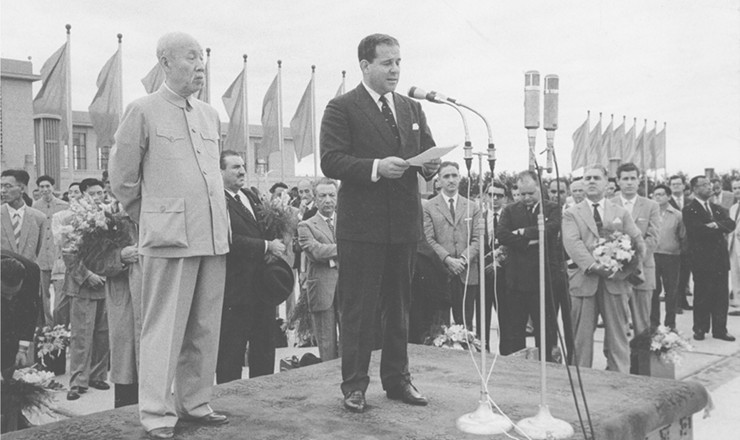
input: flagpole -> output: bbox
[204,48,211,104]
[65,24,73,182]
[117,34,123,116]
[277,60,285,183]
[311,65,317,178]
[242,54,251,187]
[584,110,590,169]
[341,70,346,95]
[642,118,648,195]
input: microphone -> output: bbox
[524,71,540,170]
[543,74,559,173]
[408,86,458,104]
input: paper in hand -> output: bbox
[406,144,458,166]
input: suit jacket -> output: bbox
[224,188,267,307]
[730,203,740,260]
[297,214,338,312]
[683,199,735,272]
[610,195,660,290]
[562,199,645,297]
[497,200,562,292]
[423,193,482,284]
[1,204,46,261]
[1,251,40,375]
[32,196,69,270]
[109,85,229,258]
[712,190,735,210]
[320,84,435,244]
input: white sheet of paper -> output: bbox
[406,144,457,166]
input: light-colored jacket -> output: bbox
[423,193,482,285]
[562,199,646,297]
[729,203,740,259]
[32,196,68,270]
[610,195,660,290]
[297,214,338,313]
[108,85,229,258]
[1,204,46,261]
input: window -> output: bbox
[73,132,87,170]
[97,145,111,170]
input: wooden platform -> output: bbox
[6,344,708,439]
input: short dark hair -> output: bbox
[439,161,459,173]
[517,170,539,184]
[219,149,242,170]
[668,175,684,184]
[1,169,30,186]
[1,256,26,288]
[314,177,338,190]
[652,184,671,196]
[36,175,55,186]
[69,182,81,189]
[269,182,288,194]
[80,178,104,193]
[689,175,706,190]
[616,162,640,179]
[358,33,399,62]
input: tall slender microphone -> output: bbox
[543,74,559,174]
[524,71,540,171]
[408,86,472,171]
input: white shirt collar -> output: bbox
[319,212,335,223]
[362,81,394,110]
[444,193,458,207]
[7,203,26,218]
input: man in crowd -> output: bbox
[606,178,619,199]
[1,170,46,263]
[497,170,562,360]
[217,151,285,384]
[683,176,736,342]
[110,32,230,439]
[611,163,660,341]
[729,179,740,309]
[548,178,569,207]
[291,179,318,321]
[562,164,644,373]
[650,184,686,329]
[64,178,110,401]
[483,181,508,352]
[298,177,341,361]
[710,178,734,210]
[32,175,69,326]
[668,175,693,312]
[270,182,289,201]
[424,162,482,331]
[570,179,586,205]
[320,33,439,413]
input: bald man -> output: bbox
[109,32,229,439]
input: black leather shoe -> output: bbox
[183,412,229,425]
[386,382,428,406]
[343,390,366,413]
[713,333,736,342]
[693,331,705,341]
[66,387,81,401]
[89,380,110,390]
[147,427,174,439]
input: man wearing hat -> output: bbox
[216,150,288,384]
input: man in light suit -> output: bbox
[729,179,740,309]
[298,177,340,361]
[32,175,69,326]
[710,178,734,210]
[562,164,645,373]
[683,176,736,342]
[109,32,230,439]
[611,163,660,341]
[320,33,440,413]
[1,170,46,265]
[424,161,482,330]
[668,175,693,312]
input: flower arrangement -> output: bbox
[258,192,299,241]
[12,367,57,387]
[425,324,482,352]
[631,325,693,365]
[35,324,70,366]
[592,229,635,274]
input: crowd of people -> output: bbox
[1,30,739,439]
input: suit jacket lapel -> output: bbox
[227,191,260,229]
[18,212,32,252]
[578,201,600,237]
[394,92,411,155]
[434,195,454,226]
[1,207,17,252]
[314,215,335,243]
[352,85,398,152]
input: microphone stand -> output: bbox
[517,128,574,440]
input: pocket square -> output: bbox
[412,123,419,130]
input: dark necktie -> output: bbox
[379,95,401,145]
[704,201,714,220]
[449,198,456,223]
[234,193,254,219]
[326,217,335,240]
[11,213,21,247]
[493,212,499,230]
[592,203,603,232]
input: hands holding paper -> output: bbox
[378,144,455,179]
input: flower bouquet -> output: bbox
[2,367,64,431]
[425,324,482,352]
[257,192,299,241]
[58,195,134,276]
[592,229,643,285]
[630,325,692,378]
[35,324,70,375]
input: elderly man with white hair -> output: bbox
[109,32,230,439]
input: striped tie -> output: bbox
[11,212,21,248]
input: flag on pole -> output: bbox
[88,41,122,152]
[260,74,282,158]
[612,116,625,161]
[33,42,70,144]
[197,48,210,103]
[622,119,637,163]
[222,66,248,151]
[570,115,589,171]
[601,116,613,167]
[141,63,165,94]
[335,70,346,98]
[290,76,315,161]
[653,123,666,170]
[586,116,602,167]
[642,125,655,171]
[633,122,646,168]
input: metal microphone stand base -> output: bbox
[516,404,574,439]
[456,391,512,435]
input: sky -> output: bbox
[2,0,739,178]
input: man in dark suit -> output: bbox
[497,171,562,360]
[668,175,693,312]
[216,150,286,384]
[320,33,440,413]
[683,175,736,342]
